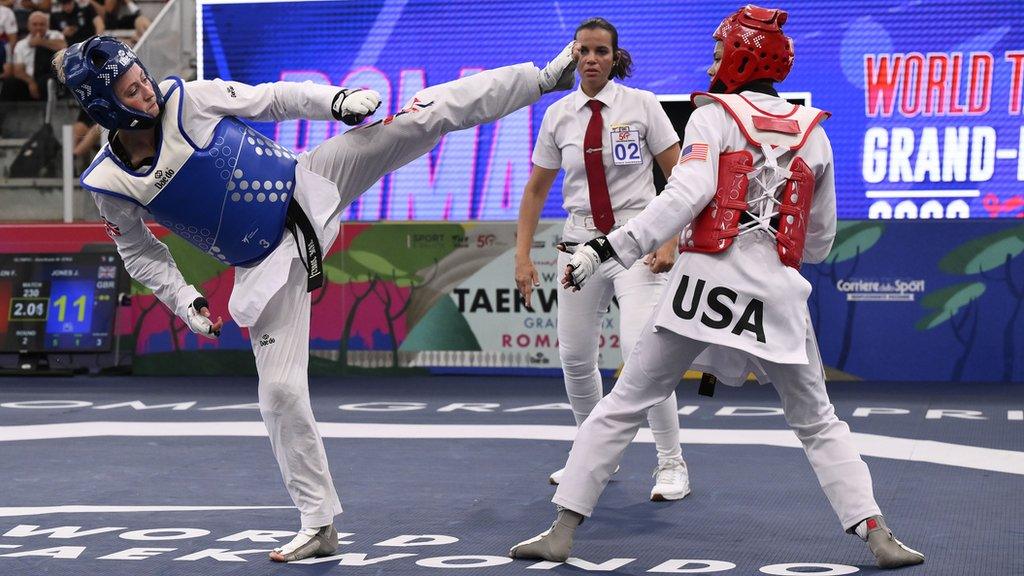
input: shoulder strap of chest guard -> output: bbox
[691,92,829,151]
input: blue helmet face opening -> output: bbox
[63,36,164,131]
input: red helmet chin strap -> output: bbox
[711,5,794,93]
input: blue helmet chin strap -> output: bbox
[63,35,164,131]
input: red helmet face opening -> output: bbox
[711,5,794,93]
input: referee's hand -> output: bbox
[515,256,540,310]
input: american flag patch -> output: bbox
[680,143,709,164]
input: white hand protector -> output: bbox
[332,88,382,125]
[186,297,220,339]
[558,237,616,291]
[539,41,578,93]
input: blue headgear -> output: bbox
[62,36,164,130]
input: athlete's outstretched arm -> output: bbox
[93,193,223,337]
[182,78,379,124]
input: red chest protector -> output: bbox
[681,92,830,269]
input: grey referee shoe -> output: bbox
[859,516,925,569]
[269,525,338,562]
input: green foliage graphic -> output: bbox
[938,225,1024,275]
[915,282,986,330]
[822,221,885,265]
[919,223,1024,381]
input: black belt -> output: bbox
[285,199,324,292]
[698,373,717,397]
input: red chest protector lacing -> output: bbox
[680,93,830,269]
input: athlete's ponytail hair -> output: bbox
[574,17,633,80]
[52,48,69,85]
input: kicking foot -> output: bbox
[538,41,577,93]
[269,525,338,562]
[857,516,925,569]
[650,458,691,501]
[509,509,583,562]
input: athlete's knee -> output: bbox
[559,348,599,378]
[258,380,308,414]
[786,405,847,439]
[558,331,599,363]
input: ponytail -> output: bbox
[610,47,633,80]
[52,48,68,84]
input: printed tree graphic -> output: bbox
[915,282,986,381]
[324,223,463,368]
[806,221,886,371]
[130,234,228,352]
[919,224,1024,381]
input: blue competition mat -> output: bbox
[0,376,1020,575]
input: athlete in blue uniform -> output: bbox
[53,35,577,562]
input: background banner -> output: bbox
[197,0,1024,220]
[3,221,1021,381]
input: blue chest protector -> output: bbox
[81,79,298,267]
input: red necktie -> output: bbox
[583,99,614,234]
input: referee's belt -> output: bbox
[568,209,644,230]
[285,199,324,292]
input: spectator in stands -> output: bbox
[102,0,146,42]
[0,10,64,100]
[0,0,17,76]
[82,0,108,21]
[52,0,103,45]
[11,0,50,35]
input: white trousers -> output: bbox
[557,219,681,462]
[250,63,545,528]
[552,324,882,531]
[250,259,342,529]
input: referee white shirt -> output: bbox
[532,80,679,219]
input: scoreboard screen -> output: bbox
[0,253,125,353]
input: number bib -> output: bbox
[610,126,642,166]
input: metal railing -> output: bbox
[135,0,197,83]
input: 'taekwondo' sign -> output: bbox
[0,524,860,575]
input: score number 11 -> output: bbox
[52,294,87,323]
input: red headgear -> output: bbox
[711,5,794,93]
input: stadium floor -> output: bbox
[0,375,1020,575]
